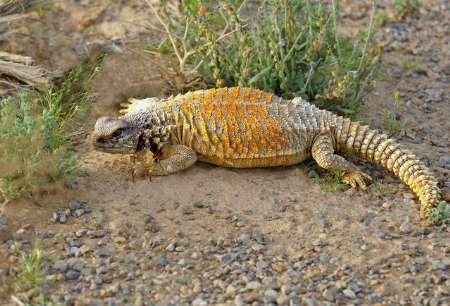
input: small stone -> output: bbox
[226,284,236,296]
[88,229,106,238]
[271,262,287,272]
[399,220,413,234]
[143,213,155,224]
[54,260,68,272]
[246,281,261,290]
[96,266,108,274]
[73,209,85,217]
[56,212,67,224]
[97,249,112,257]
[234,295,245,306]
[194,201,204,208]
[69,200,82,210]
[192,298,207,306]
[368,294,383,304]
[376,229,391,240]
[323,288,335,301]
[165,242,177,252]
[265,289,278,298]
[155,255,168,267]
[343,288,356,299]
[80,245,91,255]
[438,156,450,169]
[66,270,80,280]
[0,215,11,242]
[191,252,201,260]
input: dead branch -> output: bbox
[0,50,33,65]
[0,60,49,87]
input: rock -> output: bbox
[155,255,168,267]
[194,201,205,208]
[54,260,68,272]
[165,242,177,252]
[53,212,67,224]
[399,219,413,234]
[87,229,106,238]
[69,200,82,210]
[246,281,261,290]
[234,295,245,306]
[343,288,356,299]
[192,298,207,306]
[368,294,383,304]
[323,288,336,301]
[376,229,392,240]
[66,270,80,280]
[0,215,11,242]
[143,213,155,224]
[73,209,85,217]
[97,249,112,257]
[438,156,450,169]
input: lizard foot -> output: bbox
[341,167,372,190]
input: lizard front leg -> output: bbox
[311,131,372,189]
[139,144,197,176]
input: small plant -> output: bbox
[11,241,55,305]
[374,11,390,27]
[146,0,381,115]
[382,90,406,137]
[0,59,99,204]
[427,201,450,225]
[371,183,397,197]
[394,0,421,19]
[313,171,347,192]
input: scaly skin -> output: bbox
[93,87,442,221]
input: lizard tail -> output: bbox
[333,117,441,221]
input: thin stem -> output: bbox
[144,0,183,64]
[331,0,341,63]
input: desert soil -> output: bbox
[0,1,449,305]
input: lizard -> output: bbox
[92,87,444,223]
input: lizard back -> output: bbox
[165,87,323,167]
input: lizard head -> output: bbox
[92,116,144,154]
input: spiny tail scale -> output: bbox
[332,115,440,219]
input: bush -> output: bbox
[0,63,96,202]
[147,0,381,115]
[394,0,421,18]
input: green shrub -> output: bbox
[394,0,421,18]
[147,0,381,115]
[427,201,450,225]
[0,63,96,202]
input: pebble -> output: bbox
[343,288,356,299]
[194,201,205,208]
[246,281,261,290]
[165,242,177,252]
[438,156,450,169]
[368,294,383,304]
[88,229,106,238]
[54,260,68,272]
[97,249,112,257]
[66,270,80,280]
[192,298,207,306]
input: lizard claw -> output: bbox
[341,168,372,190]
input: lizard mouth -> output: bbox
[93,133,142,154]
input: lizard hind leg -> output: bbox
[311,131,372,189]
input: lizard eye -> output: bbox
[111,129,122,138]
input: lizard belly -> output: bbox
[196,150,310,168]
